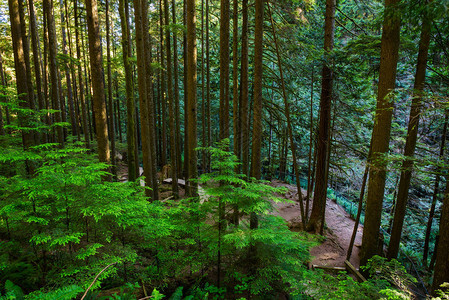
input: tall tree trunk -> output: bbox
[306,68,315,220]
[232,0,240,165]
[28,0,46,142]
[0,53,7,135]
[8,0,34,149]
[183,0,189,179]
[59,0,76,137]
[75,0,90,148]
[307,0,335,233]
[44,0,64,146]
[432,178,449,294]
[249,0,264,229]
[42,6,52,140]
[268,3,305,227]
[360,0,401,266]
[134,0,158,198]
[387,6,432,259]
[172,0,182,178]
[201,0,205,173]
[423,111,448,266]
[164,0,179,198]
[219,0,230,141]
[18,0,36,117]
[205,0,211,172]
[105,0,117,177]
[143,0,159,199]
[65,0,80,141]
[85,0,111,173]
[186,0,198,196]
[240,0,249,178]
[118,0,137,181]
[160,0,167,168]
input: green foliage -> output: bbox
[198,140,314,297]
[361,255,417,295]
[304,269,388,300]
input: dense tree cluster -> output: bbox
[0,0,448,298]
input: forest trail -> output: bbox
[269,180,363,269]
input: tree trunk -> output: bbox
[18,0,36,118]
[118,0,137,180]
[105,0,117,177]
[164,0,179,198]
[59,0,76,137]
[423,111,448,266]
[387,5,432,259]
[74,0,90,148]
[307,0,335,233]
[432,178,449,294]
[268,2,305,227]
[143,0,158,200]
[172,0,182,178]
[306,68,315,220]
[240,0,249,178]
[186,0,198,196]
[85,0,111,172]
[360,0,401,266]
[205,0,211,172]
[219,0,230,141]
[232,0,240,166]
[134,0,156,198]
[28,0,46,141]
[44,0,64,146]
[0,53,8,135]
[160,0,167,168]
[8,0,34,149]
[249,0,264,229]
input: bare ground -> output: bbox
[268,180,363,269]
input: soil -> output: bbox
[268,180,363,269]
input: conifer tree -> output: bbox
[361,0,401,266]
[85,0,111,172]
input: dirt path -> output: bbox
[269,180,363,269]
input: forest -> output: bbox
[0,0,448,298]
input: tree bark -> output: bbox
[172,0,182,178]
[118,0,137,180]
[423,111,448,266]
[432,178,449,294]
[307,0,335,233]
[219,0,230,141]
[249,0,264,229]
[28,0,46,141]
[232,0,240,166]
[8,0,34,149]
[44,0,64,146]
[240,0,249,178]
[186,0,198,196]
[205,0,211,172]
[164,0,179,198]
[143,0,158,199]
[306,68,315,220]
[59,0,76,137]
[387,5,431,259]
[74,0,90,148]
[360,0,401,266]
[85,0,111,172]
[105,0,117,177]
[268,2,305,227]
